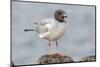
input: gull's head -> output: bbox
[54,9,67,23]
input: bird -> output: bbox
[24,9,68,56]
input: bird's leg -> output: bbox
[56,40,59,49]
[48,40,54,55]
[56,40,59,54]
[48,40,56,55]
[56,40,64,56]
[48,40,51,47]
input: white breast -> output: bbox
[39,18,66,41]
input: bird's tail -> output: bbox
[24,22,39,32]
[24,29,35,32]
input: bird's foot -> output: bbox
[55,52,64,57]
[48,51,56,55]
[48,51,64,57]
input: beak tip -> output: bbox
[64,16,68,18]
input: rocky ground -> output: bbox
[11,55,96,66]
[80,55,96,62]
[38,54,96,64]
[38,53,74,64]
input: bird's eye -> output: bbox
[62,16,64,19]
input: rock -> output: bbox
[80,55,96,62]
[38,53,74,64]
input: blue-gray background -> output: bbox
[12,1,95,65]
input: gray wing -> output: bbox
[36,23,49,34]
[36,18,53,33]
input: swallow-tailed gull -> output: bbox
[24,9,68,56]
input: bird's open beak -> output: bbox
[64,14,68,18]
[64,16,67,18]
[63,15,67,23]
[64,20,67,23]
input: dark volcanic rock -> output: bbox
[80,55,96,62]
[38,53,74,64]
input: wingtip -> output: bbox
[24,29,28,32]
[24,29,35,32]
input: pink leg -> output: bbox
[56,40,64,56]
[48,40,55,55]
[48,40,51,47]
[56,40,59,49]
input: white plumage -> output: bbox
[24,9,68,56]
[38,18,66,41]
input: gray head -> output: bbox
[54,9,67,23]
